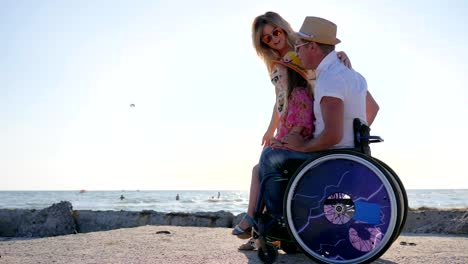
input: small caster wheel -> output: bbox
[258,243,278,264]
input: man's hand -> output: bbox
[281,132,307,152]
[269,138,283,149]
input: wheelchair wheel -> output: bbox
[284,150,402,264]
[373,157,408,239]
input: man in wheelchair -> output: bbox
[258,15,379,222]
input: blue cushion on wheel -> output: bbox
[353,201,381,224]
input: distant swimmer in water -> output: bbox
[218,192,221,199]
[120,194,125,200]
[176,194,180,201]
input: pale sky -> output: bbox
[1,0,467,190]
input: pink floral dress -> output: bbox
[275,87,314,142]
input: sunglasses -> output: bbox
[294,41,310,53]
[262,28,283,44]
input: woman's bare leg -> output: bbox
[247,164,260,220]
[233,164,260,232]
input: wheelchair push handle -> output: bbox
[361,135,384,144]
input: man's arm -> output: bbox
[270,126,304,149]
[366,91,379,126]
[283,97,343,152]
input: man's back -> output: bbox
[313,51,368,148]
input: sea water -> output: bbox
[0,190,248,214]
[0,189,466,214]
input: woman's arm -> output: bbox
[366,91,379,126]
[262,78,282,146]
[262,104,279,146]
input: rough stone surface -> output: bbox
[1,203,468,238]
[233,212,246,226]
[164,211,234,227]
[402,208,468,234]
[74,210,235,233]
[0,209,28,237]
[74,210,164,233]
[16,201,76,237]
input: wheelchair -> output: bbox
[252,118,408,264]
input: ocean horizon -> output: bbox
[0,189,467,215]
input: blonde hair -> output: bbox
[252,12,296,73]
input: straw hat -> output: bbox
[295,16,341,45]
[271,51,308,80]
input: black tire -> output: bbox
[258,243,278,264]
[373,158,408,239]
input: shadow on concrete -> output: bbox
[239,249,397,264]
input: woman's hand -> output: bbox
[337,51,352,69]
[262,130,275,147]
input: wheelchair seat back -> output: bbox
[353,118,383,156]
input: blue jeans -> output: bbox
[258,147,319,218]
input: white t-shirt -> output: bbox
[313,51,368,148]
